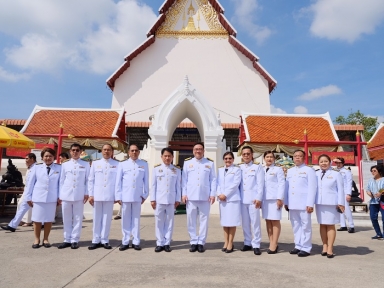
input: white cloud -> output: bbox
[378,116,384,123]
[298,85,342,101]
[294,106,308,114]
[0,66,30,82]
[230,0,272,44]
[304,0,384,43]
[0,0,157,81]
[270,104,287,114]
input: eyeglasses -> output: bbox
[242,153,251,156]
[71,149,80,152]
[371,170,378,173]
[224,158,233,160]
[130,149,139,152]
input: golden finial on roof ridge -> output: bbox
[60,122,64,128]
[356,130,360,136]
[293,140,299,144]
[304,129,307,135]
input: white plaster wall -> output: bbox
[112,38,271,124]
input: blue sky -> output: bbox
[0,0,383,124]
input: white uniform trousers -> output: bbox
[290,209,312,253]
[155,204,175,246]
[340,199,354,228]
[62,200,84,243]
[241,204,262,248]
[92,201,114,244]
[121,202,141,245]
[187,200,210,245]
[8,195,31,228]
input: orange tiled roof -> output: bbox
[245,115,337,143]
[368,124,384,148]
[23,110,120,138]
[126,122,239,129]
[0,119,26,126]
[334,124,364,131]
[368,149,384,160]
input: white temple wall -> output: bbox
[112,38,271,123]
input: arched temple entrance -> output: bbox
[144,76,226,168]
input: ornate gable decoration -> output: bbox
[157,0,228,39]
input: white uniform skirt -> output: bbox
[262,199,282,220]
[315,204,340,225]
[219,201,241,227]
[31,202,56,223]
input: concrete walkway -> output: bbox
[0,212,382,288]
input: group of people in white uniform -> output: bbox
[1,142,359,258]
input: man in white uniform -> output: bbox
[116,144,149,251]
[1,153,36,232]
[150,147,181,252]
[182,142,216,253]
[334,157,355,233]
[88,144,119,250]
[58,143,90,249]
[284,150,317,257]
[238,146,264,255]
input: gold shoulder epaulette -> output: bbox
[234,164,240,167]
[119,159,128,162]
[207,157,214,162]
[237,162,244,165]
[254,161,260,165]
[62,159,69,163]
[184,157,192,161]
[175,165,181,169]
[332,168,339,172]
[218,165,224,168]
[154,163,161,168]
[36,163,43,165]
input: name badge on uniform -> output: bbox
[139,166,144,169]
[205,165,211,169]
[189,164,193,168]
[79,166,85,169]
[250,170,255,172]
[171,168,176,173]
[269,173,276,176]
[327,176,333,179]
[299,172,307,175]
[110,166,116,168]
[54,171,59,174]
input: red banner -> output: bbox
[6,144,55,158]
[311,152,355,165]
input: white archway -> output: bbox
[147,76,225,164]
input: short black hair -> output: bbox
[70,143,82,150]
[193,142,204,149]
[223,151,234,160]
[102,144,114,151]
[161,147,174,155]
[26,153,36,162]
[41,147,56,158]
[129,144,139,151]
[241,146,253,154]
[336,157,345,164]
[293,149,305,157]
[59,152,69,159]
[263,150,274,158]
[318,154,331,163]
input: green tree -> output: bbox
[335,110,378,141]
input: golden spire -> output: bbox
[60,122,64,128]
[356,130,360,136]
[184,0,196,31]
[304,129,307,135]
[293,140,299,144]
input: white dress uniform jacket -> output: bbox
[150,163,181,204]
[216,165,241,202]
[88,158,119,201]
[338,166,354,228]
[284,164,317,209]
[25,163,61,203]
[182,157,216,200]
[115,158,149,202]
[263,164,285,201]
[316,168,345,205]
[59,159,90,201]
[239,162,264,204]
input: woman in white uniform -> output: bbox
[315,154,345,258]
[262,151,285,254]
[25,148,61,249]
[216,152,241,253]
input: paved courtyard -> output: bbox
[0,212,382,288]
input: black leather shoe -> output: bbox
[119,244,129,251]
[225,246,234,254]
[58,242,71,249]
[327,253,335,258]
[321,252,327,256]
[32,243,40,249]
[337,227,348,231]
[348,228,355,233]
[267,246,278,254]
[164,245,171,252]
[289,248,300,254]
[189,244,197,252]
[197,244,205,253]
[240,245,252,252]
[103,243,112,249]
[221,247,227,252]
[253,248,261,255]
[114,215,121,220]
[132,244,142,251]
[71,242,79,249]
[371,235,383,240]
[298,251,310,257]
[88,243,103,250]
[1,225,16,232]
[43,242,51,248]
[155,246,164,252]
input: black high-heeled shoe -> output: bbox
[321,252,327,256]
[225,246,234,253]
[267,245,279,254]
[32,243,40,249]
[327,253,335,258]
[221,247,227,252]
